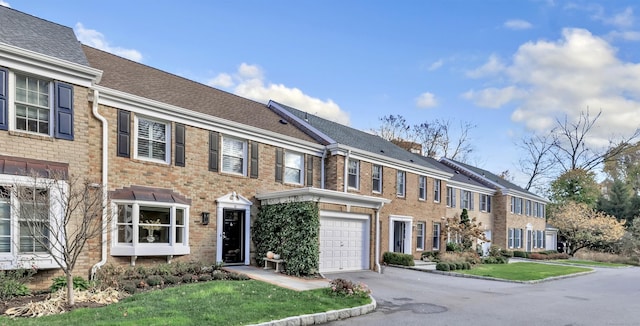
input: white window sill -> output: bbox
[0,254,60,270]
[111,244,190,256]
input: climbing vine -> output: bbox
[253,201,320,276]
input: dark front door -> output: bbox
[222,209,244,264]
[393,221,406,253]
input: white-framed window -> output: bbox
[372,164,382,193]
[396,171,405,197]
[284,151,304,184]
[113,201,189,256]
[536,230,544,248]
[418,176,426,200]
[515,197,523,215]
[480,194,491,212]
[221,136,247,175]
[539,204,546,218]
[135,116,170,163]
[526,200,532,216]
[461,190,474,210]
[416,222,425,251]
[0,175,65,269]
[510,197,515,213]
[433,179,441,202]
[446,186,456,207]
[508,228,514,248]
[347,159,359,189]
[433,222,441,250]
[533,202,538,217]
[14,73,52,135]
[515,228,522,248]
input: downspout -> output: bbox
[375,202,385,273]
[343,150,351,192]
[90,88,109,279]
[320,148,327,189]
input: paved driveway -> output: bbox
[325,265,640,326]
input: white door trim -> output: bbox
[389,215,413,254]
[216,192,252,265]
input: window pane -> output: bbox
[175,226,184,244]
[176,209,184,226]
[139,206,170,244]
[285,167,301,184]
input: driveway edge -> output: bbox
[248,296,377,326]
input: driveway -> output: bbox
[325,265,640,326]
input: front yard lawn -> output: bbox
[456,262,591,281]
[0,280,370,326]
[550,260,629,268]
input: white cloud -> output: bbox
[504,19,533,30]
[0,1,10,7]
[598,7,635,28]
[428,59,444,71]
[207,63,350,125]
[416,92,438,108]
[606,30,640,41]
[74,23,143,62]
[466,54,505,78]
[463,28,640,146]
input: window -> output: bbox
[416,222,425,250]
[515,229,522,248]
[480,194,491,212]
[433,179,441,202]
[347,159,359,189]
[113,202,189,256]
[515,197,523,214]
[396,171,405,197]
[284,151,304,184]
[446,187,456,207]
[0,176,65,270]
[14,74,50,135]
[372,165,382,193]
[433,222,441,250]
[136,116,170,163]
[536,230,544,248]
[526,200,532,216]
[418,176,426,200]
[540,204,546,218]
[222,136,247,175]
[510,197,515,213]
[508,228,514,248]
[533,202,538,217]
[461,190,474,210]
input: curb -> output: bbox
[389,264,596,284]
[248,296,377,326]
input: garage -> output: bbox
[319,211,370,273]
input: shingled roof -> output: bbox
[423,157,492,190]
[270,101,443,171]
[82,46,318,144]
[0,6,89,65]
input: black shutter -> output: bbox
[0,68,7,131]
[54,82,74,140]
[250,141,259,178]
[275,148,283,183]
[117,110,130,157]
[209,131,219,172]
[175,123,185,167]
[306,155,314,187]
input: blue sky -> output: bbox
[4,0,640,188]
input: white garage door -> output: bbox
[319,212,370,273]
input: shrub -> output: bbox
[435,262,450,271]
[122,281,137,294]
[163,275,180,285]
[181,274,196,283]
[146,275,163,287]
[211,270,227,280]
[228,272,250,281]
[464,262,471,270]
[198,274,212,282]
[513,251,529,258]
[483,256,509,264]
[446,242,462,252]
[455,262,465,270]
[327,278,371,298]
[50,275,90,293]
[383,252,415,266]
[421,251,440,262]
[0,272,31,301]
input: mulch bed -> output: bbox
[0,292,107,315]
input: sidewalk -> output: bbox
[223,265,329,291]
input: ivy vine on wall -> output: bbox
[253,201,320,276]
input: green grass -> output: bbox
[551,259,629,267]
[0,280,370,326]
[456,262,591,281]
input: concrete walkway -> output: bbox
[224,265,329,291]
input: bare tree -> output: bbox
[441,120,475,162]
[371,115,414,142]
[518,133,556,191]
[12,172,108,306]
[552,110,639,172]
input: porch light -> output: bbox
[202,212,210,225]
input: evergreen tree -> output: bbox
[598,179,632,222]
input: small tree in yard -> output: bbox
[549,201,625,256]
[11,172,108,306]
[446,209,488,251]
